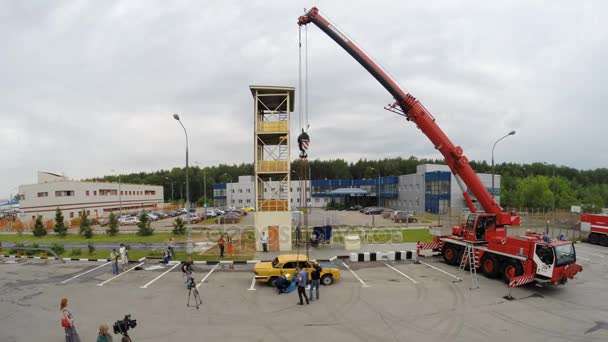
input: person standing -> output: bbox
[60,298,81,342]
[296,267,309,305]
[310,264,320,301]
[109,248,120,275]
[218,235,226,258]
[96,324,113,342]
[119,244,128,271]
[261,232,268,253]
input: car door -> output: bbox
[281,262,297,279]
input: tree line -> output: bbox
[88,157,608,212]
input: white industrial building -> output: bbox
[17,172,164,222]
[223,176,316,208]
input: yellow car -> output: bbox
[240,206,255,212]
[254,254,340,287]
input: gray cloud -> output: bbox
[1,0,606,197]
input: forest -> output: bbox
[90,157,608,212]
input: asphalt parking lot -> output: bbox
[1,243,607,342]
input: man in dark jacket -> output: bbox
[310,264,321,301]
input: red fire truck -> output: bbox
[298,7,582,286]
[581,214,608,247]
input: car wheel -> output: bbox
[480,254,500,278]
[268,277,278,287]
[321,274,333,286]
[501,259,523,284]
[442,244,459,265]
[600,235,608,247]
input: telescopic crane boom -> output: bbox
[298,7,520,228]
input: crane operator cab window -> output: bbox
[535,245,555,265]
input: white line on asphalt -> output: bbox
[248,276,257,291]
[140,262,181,289]
[418,261,460,279]
[196,263,219,289]
[60,262,111,284]
[342,262,369,287]
[577,250,605,258]
[385,263,418,284]
[97,262,144,286]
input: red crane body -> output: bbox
[298,8,520,228]
[298,7,583,286]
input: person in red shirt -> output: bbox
[218,235,226,257]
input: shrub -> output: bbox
[9,243,26,255]
[137,212,154,236]
[172,217,186,235]
[79,211,90,234]
[53,208,67,237]
[49,243,65,256]
[33,215,47,237]
[25,243,40,256]
[70,248,82,256]
[87,243,95,255]
[106,212,119,236]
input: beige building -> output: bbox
[18,172,163,222]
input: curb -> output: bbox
[348,251,416,262]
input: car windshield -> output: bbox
[271,257,279,268]
[554,244,576,267]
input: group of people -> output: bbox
[60,297,132,342]
[274,263,322,305]
[109,244,129,275]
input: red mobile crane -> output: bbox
[298,7,582,285]
[581,214,608,247]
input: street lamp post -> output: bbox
[491,130,516,202]
[173,113,193,255]
[223,173,233,208]
[370,167,381,207]
[544,162,556,233]
[111,169,122,216]
[164,177,174,202]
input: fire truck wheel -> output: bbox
[480,254,499,278]
[501,260,523,284]
[442,244,459,265]
[600,235,608,247]
[588,233,599,245]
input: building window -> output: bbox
[246,199,251,203]
[315,198,320,203]
[87,210,90,215]
[239,199,243,204]
[55,190,75,197]
[145,190,156,195]
[231,200,235,204]
[232,189,235,193]
[18,194,25,200]
[264,188,267,192]
[37,192,48,198]
[297,198,300,203]
[93,190,97,196]
[86,190,90,196]
[246,189,250,193]
[297,187,301,191]
[32,215,35,221]
[100,189,118,196]
[290,187,293,192]
[120,191,123,195]
[78,211,82,217]
[239,189,242,193]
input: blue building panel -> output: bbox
[424,171,451,214]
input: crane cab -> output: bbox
[463,213,503,243]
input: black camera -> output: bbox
[113,314,137,335]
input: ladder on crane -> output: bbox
[454,244,479,290]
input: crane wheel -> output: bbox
[600,235,608,247]
[588,233,600,245]
[480,254,500,278]
[501,259,523,284]
[442,244,459,265]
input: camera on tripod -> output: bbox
[113,314,137,336]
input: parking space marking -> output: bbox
[385,263,418,284]
[342,262,369,287]
[248,276,256,291]
[418,261,460,280]
[97,262,144,286]
[196,263,219,289]
[577,250,605,258]
[140,262,181,289]
[60,261,111,284]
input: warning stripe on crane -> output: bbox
[416,241,441,255]
[508,274,535,288]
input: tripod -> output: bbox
[186,277,202,309]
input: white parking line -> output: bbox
[196,263,219,289]
[248,276,257,291]
[385,263,418,284]
[418,261,460,280]
[577,250,605,258]
[140,262,181,289]
[97,262,144,286]
[60,262,111,284]
[342,262,369,287]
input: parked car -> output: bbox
[254,254,341,287]
[217,214,240,224]
[212,208,225,215]
[119,216,141,225]
[347,205,363,211]
[240,206,255,212]
[364,207,385,215]
[381,208,395,218]
[181,213,201,223]
[204,210,217,217]
[393,212,418,223]
[146,213,159,221]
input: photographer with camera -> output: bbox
[113,314,136,341]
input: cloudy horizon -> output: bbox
[1,0,606,198]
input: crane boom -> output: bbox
[298,7,520,227]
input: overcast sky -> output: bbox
[1,0,606,198]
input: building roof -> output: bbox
[249,85,295,112]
